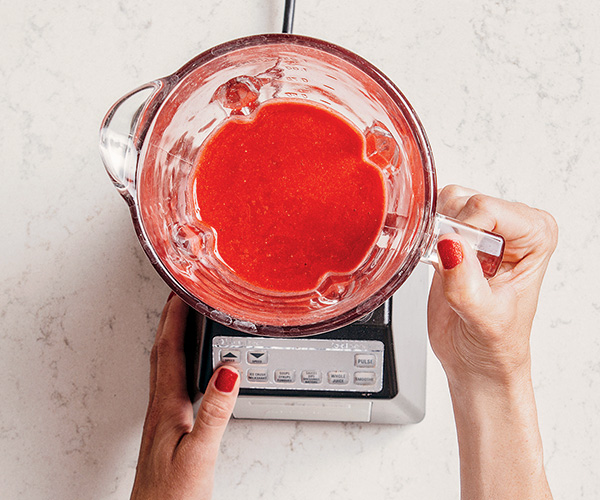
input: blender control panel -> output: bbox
[212,336,384,393]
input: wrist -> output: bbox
[447,364,551,499]
[446,354,532,395]
[447,358,538,442]
[442,336,533,392]
[448,366,539,442]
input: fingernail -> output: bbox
[167,291,175,302]
[437,238,463,270]
[215,367,238,393]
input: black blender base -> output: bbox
[185,300,398,401]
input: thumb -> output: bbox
[434,235,493,325]
[190,365,240,453]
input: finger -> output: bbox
[187,365,240,458]
[455,195,558,261]
[140,292,178,456]
[145,295,193,441]
[437,185,480,218]
[433,234,494,326]
[149,292,176,407]
[153,295,190,406]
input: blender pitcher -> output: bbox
[100,34,504,337]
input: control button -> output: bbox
[220,350,241,363]
[274,369,296,383]
[354,372,377,386]
[328,371,349,385]
[247,351,268,364]
[247,368,268,383]
[301,370,322,385]
[354,354,376,368]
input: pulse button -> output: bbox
[354,354,376,368]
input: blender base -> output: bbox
[185,265,430,424]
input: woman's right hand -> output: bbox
[427,185,557,500]
[428,185,559,385]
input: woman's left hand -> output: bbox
[131,294,240,500]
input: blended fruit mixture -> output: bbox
[190,99,386,292]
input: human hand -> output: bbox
[427,185,558,386]
[131,294,240,500]
[427,186,556,499]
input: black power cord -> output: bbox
[282,0,296,34]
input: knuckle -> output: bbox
[539,209,559,247]
[198,397,231,429]
[440,184,463,199]
[438,184,464,206]
[438,184,477,217]
[464,193,492,214]
[530,208,559,252]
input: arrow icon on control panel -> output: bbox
[222,352,238,359]
[250,352,265,359]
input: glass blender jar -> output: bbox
[100,34,504,337]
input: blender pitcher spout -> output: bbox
[99,80,167,202]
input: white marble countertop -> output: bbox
[1,0,599,498]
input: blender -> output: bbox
[100,1,504,423]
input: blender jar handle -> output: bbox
[421,213,505,278]
[99,81,164,200]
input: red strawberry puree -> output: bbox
[190,100,386,292]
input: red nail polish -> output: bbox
[215,368,238,393]
[437,239,463,270]
[167,291,175,301]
